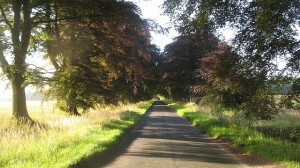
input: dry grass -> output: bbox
[0,100,151,168]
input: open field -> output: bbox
[0,101,57,115]
[168,102,300,168]
[0,100,153,168]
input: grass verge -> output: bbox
[0,101,153,168]
[168,102,300,168]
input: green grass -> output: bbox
[0,100,153,168]
[255,112,300,143]
[168,102,300,168]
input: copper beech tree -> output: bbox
[0,0,160,119]
[162,0,300,119]
[42,0,159,115]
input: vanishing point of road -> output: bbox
[76,101,279,168]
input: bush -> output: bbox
[242,91,279,120]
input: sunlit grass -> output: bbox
[168,102,300,168]
[255,112,300,143]
[0,100,153,168]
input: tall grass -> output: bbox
[0,100,153,168]
[255,112,300,143]
[168,102,300,168]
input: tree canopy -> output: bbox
[1,0,300,120]
[0,0,160,119]
[161,0,300,119]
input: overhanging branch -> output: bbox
[27,63,56,74]
[0,46,11,80]
[32,14,112,25]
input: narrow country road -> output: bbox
[75,101,275,168]
[99,101,247,168]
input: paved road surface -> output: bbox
[96,101,250,168]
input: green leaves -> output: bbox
[161,0,297,119]
[42,0,159,114]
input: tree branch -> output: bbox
[32,14,113,25]
[0,4,13,30]
[27,63,56,74]
[21,0,32,53]
[32,15,82,25]
[0,46,11,80]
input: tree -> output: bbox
[196,43,278,119]
[162,22,219,101]
[162,0,297,118]
[0,0,160,118]
[195,43,244,107]
[164,0,300,73]
[0,0,34,121]
[42,0,158,114]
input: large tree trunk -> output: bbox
[67,90,80,115]
[10,46,31,120]
[12,73,30,120]
[68,101,80,116]
[10,0,32,121]
[66,16,80,116]
[0,51,30,121]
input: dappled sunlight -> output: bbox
[100,101,246,168]
[0,0,299,167]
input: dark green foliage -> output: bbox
[242,93,278,120]
[48,65,110,113]
[162,0,300,119]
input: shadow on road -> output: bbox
[72,101,276,168]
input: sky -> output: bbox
[129,0,179,50]
[130,0,234,47]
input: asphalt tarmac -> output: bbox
[100,101,249,168]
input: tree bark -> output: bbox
[68,102,80,115]
[67,90,80,115]
[12,72,30,120]
[54,4,67,69]
[66,13,80,116]
[45,3,60,70]
[10,0,32,120]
